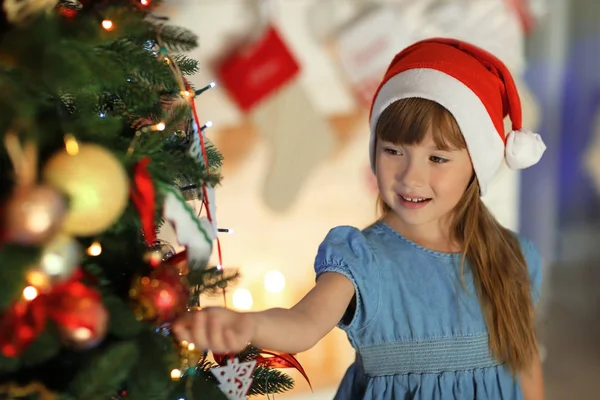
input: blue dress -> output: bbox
[313,221,542,400]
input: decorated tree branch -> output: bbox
[0,1,303,399]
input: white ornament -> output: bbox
[505,129,547,170]
[188,120,219,235]
[161,185,215,269]
[210,358,256,400]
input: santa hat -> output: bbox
[369,38,546,196]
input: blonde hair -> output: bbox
[375,98,537,373]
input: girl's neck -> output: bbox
[382,213,462,253]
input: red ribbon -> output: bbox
[130,157,156,245]
[184,78,224,268]
[214,349,312,389]
[0,269,102,357]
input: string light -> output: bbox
[87,241,102,256]
[101,20,114,31]
[64,134,79,156]
[232,288,253,310]
[200,121,213,131]
[23,286,38,301]
[170,368,182,381]
[153,122,166,131]
[264,270,286,294]
[140,0,150,5]
[194,81,216,97]
[26,270,48,288]
[72,327,92,341]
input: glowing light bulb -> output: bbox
[200,121,213,131]
[101,20,114,31]
[264,270,286,293]
[72,327,92,340]
[87,242,102,256]
[23,286,38,301]
[170,369,182,381]
[140,0,150,5]
[64,134,79,155]
[27,270,48,288]
[154,122,166,131]
[232,288,253,310]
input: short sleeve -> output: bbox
[521,237,543,305]
[314,226,379,332]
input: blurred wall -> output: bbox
[522,0,600,264]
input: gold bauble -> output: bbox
[3,185,67,245]
[42,143,129,237]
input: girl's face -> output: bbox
[375,126,473,235]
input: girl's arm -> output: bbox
[520,350,545,400]
[172,272,355,354]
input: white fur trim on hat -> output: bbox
[370,68,504,196]
[505,130,546,169]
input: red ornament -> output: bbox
[129,264,190,325]
[0,269,107,357]
[59,7,78,18]
[55,291,109,350]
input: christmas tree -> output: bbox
[0,1,298,399]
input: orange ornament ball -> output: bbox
[42,143,129,237]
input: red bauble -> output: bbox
[53,288,109,350]
[129,265,190,325]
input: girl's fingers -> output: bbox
[171,313,194,344]
[223,327,243,353]
[206,313,226,352]
[189,310,210,350]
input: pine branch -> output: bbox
[20,329,61,368]
[125,329,177,400]
[188,267,241,296]
[248,366,295,397]
[172,55,200,75]
[235,345,262,363]
[103,295,144,339]
[0,245,40,309]
[154,25,198,52]
[68,341,139,400]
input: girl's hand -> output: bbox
[172,307,255,354]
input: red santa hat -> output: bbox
[369,38,546,196]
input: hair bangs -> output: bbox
[375,98,466,151]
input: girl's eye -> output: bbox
[384,148,400,155]
[430,156,448,164]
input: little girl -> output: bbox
[173,38,547,399]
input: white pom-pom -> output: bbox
[505,130,547,169]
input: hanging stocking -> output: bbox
[216,25,335,213]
